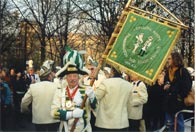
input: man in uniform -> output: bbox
[95,66,133,131]
[21,60,60,131]
[51,61,97,132]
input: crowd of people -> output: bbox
[0,51,194,132]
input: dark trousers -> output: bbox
[90,111,97,131]
[1,105,14,131]
[95,127,128,132]
[128,119,140,132]
[145,114,165,131]
[34,122,60,132]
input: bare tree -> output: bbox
[0,0,20,66]
[163,0,194,67]
[51,0,79,66]
[10,0,86,66]
[2,0,193,67]
[11,0,68,63]
[70,0,128,60]
[72,0,194,66]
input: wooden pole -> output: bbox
[70,60,103,132]
[70,1,133,131]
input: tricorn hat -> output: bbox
[55,61,89,78]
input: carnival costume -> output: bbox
[21,60,60,131]
[51,60,97,132]
[51,84,96,132]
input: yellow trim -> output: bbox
[153,0,186,26]
[125,0,133,8]
[124,0,188,29]
[128,11,182,29]
[128,6,188,29]
[67,67,78,72]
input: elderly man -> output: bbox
[51,61,97,132]
[25,60,40,86]
[21,60,60,131]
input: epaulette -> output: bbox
[78,85,85,97]
[78,85,86,89]
[79,84,90,87]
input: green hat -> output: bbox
[63,46,85,69]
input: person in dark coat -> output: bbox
[143,80,165,131]
[0,74,13,131]
[162,52,192,132]
[14,70,27,129]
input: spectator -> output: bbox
[162,52,192,132]
[0,72,13,131]
[1,68,11,91]
[143,72,165,131]
[25,60,40,87]
[10,68,16,92]
[13,70,27,129]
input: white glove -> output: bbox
[85,86,95,100]
[72,108,84,118]
[66,111,72,120]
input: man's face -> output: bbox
[10,69,15,76]
[47,72,54,81]
[130,73,138,81]
[66,73,79,88]
[88,66,95,77]
[28,69,34,75]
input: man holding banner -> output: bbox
[51,61,97,132]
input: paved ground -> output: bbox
[0,111,194,132]
[0,113,35,132]
[156,117,194,132]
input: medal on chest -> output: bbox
[65,100,75,110]
[65,86,78,110]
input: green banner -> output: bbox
[107,12,181,83]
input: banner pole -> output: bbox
[70,59,104,132]
[71,1,138,131]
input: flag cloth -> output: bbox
[106,12,181,84]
